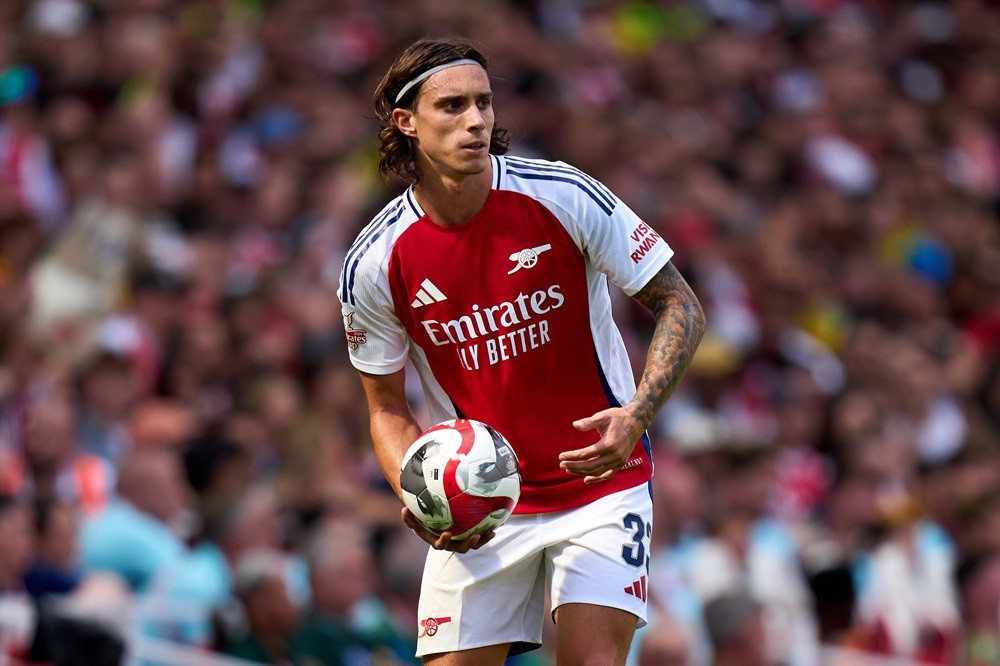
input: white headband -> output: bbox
[394,58,483,105]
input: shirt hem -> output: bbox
[348,357,407,375]
[620,249,673,296]
[512,468,651,515]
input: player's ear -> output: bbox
[392,108,417,139]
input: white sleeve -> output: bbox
[587,196,673,295]
[551,162,674,295]
[340,260,408,375]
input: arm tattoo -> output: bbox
[627,262,707,431]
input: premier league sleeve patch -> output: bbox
[343,311,368,350]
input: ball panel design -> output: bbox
[447,493,517,539]
[399,419,521,540]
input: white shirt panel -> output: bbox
[339,197,420,375]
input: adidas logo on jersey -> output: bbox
[411,279,448,308]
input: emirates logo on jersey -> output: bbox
[420,285,564,347]
[418,284,565,370]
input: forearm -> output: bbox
[370,407,423,500]
[626,262,707,432]
[359,369,423,501]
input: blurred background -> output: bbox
[0,0,998,664]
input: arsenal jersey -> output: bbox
[339,155,673,513]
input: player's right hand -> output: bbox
[401,507,496,553]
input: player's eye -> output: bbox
[477,98,491,110]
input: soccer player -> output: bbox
[338,37,706,665]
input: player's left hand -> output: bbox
[401,507,496,553]
[559,407,644,484]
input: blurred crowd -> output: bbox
[0,0,999,664]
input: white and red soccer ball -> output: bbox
[400,419,521,540]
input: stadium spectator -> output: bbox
[958,553,1000,666]
[23,498,80,597]
[702,592,768,666]
[635,612,694,666]
[74,350,136,466]
[6,391,115,516]
[181,430,254,533]
[148,483,308,647]
[79,448,188,591]
[0,494,33,594]
[304,519,416,664]
[218,549,304,665]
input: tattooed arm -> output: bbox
[624,261,707,433]
[559,262,706,483]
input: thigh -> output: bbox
[554,603,639,666]
[545,484,653,629]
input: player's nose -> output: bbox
[465,106,487,132]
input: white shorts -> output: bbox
[415,483,652,657]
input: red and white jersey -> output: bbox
[339,155,673,513]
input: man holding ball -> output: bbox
[339,37,705,665]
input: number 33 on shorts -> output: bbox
[619,512,651,601]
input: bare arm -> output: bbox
[359,369,493,551]
[359,369,423,500]
[626,261,707,430]
[559,261,706,482]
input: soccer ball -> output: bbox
[399,419,521,541]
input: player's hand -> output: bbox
[559,407,643,484]
[401,507,496,553]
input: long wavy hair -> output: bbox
[373,37,510,183]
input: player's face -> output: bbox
[398,65,494,181]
